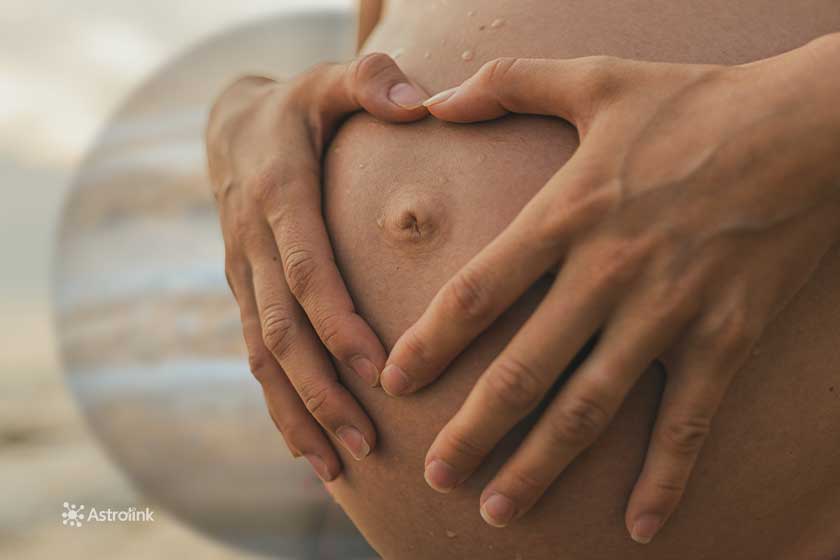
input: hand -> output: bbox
[380,36,840,541]
[206,54,428,481]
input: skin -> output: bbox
[205,0,840,551]
[384,38,840,542]
[320,106,840,560]
[205,54,429,480]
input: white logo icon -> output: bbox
[62,502,85,527]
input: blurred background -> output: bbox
[0,1,375,558]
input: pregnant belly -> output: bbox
[368,0,840,96]
[319,4,840,557]
[321,108,840,559]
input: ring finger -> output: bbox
[249,232,377,462]
[229,264,340,481]
[479,290,689,527]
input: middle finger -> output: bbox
[249,231,377,462]
[479,289,688,526]
[423,252,617,493]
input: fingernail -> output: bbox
[350,356,379,386]
[388,82,427,109]
[423,86,458,107]
[381,364,411,396]
[336,426,370,461]
[480,493,516,528]
[631,514,663,544]
[424,459,459,493]
[304,454,334,482]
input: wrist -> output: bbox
[206,76,279,192]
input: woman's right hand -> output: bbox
[205,54,428,481]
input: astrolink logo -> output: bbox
[61,502,155,527]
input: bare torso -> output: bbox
[320,1,840,558]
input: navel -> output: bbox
[377,190,450,252]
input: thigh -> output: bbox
[321,113,840,560]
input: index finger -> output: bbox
[423,56,630,130]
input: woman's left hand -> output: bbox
[379,35,840,542]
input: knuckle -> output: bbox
[315,311,352,357]
[538,184,611,248]
[401,326,431,364]
[698,305,760,359]
[213,177,238,206]
[591,237,648,288]
[224,266,238,299]
[717,311,759,356]
[247,349,273,382]
[443,429,486,460]
[248,162,316,211]
[283,246,319,301]
[299,382,332,416]
[659,415,711,456]
[228,212,256,246]
[261,303,296,358]
[247,160,283,205]
[482,57,519,81]
[224,254,249,282]
[549,396,610,447]
[351,52,397,88]
[650,273,701,325]
[651,476,686,496]
[441,268,490,323]
[480,57,521,101]
[278,419,310,446]
[505,467,546,497]
[484,357,544,411]
[578,55,623,102]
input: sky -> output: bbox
[0,0,352,373]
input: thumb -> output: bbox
[423,56,625,128]
[317,52,430,125]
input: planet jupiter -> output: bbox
[53,9,374,559]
